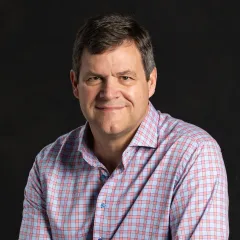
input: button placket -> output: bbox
[94,171,118,239]
[94,179,110,239]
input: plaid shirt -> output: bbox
[19,102,229,239]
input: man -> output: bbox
[19,13,229,239]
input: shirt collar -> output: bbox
[128,101,159,148]
[78,122,101,167]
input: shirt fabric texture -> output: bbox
[19,102,229,239]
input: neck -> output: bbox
[90,126,139,174]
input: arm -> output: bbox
[170,140,229,239]
[19,159,52,239]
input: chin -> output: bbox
[101,124,123,135]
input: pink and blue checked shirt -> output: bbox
[19,102,229,239]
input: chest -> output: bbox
[45,161,176,239]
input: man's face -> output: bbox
[70,41,157,138]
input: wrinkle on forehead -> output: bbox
[80,41,143,78]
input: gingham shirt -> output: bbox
[19,102,229,239]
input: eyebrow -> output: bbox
[84,71,106,78]
[83,70,105,79]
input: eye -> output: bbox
[121,76,130,80]
[87,76,101,81]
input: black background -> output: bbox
[1,0,239,239]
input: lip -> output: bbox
[96,106,125,111]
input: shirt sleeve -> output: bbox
[170,140,229,239]
[19,159,52,239]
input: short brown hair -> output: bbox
[72,13,155,82]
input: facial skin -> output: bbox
[70,41,157,171]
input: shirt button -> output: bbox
[100,203,106,208]
[100,174,108,182]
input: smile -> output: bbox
[96,106,125,111]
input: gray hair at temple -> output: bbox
[72,13,156,83]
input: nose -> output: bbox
[99,78,120,100]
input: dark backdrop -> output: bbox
[1,0,238,239]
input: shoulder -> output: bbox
[34,125,84,169]
[156,112,226,183]
[156,112,222,165]
[157,111,219,147]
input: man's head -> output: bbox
[72,13,156,82]
[70,13,157,139]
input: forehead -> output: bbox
[80,41,143,74]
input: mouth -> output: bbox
[95,106,125,111]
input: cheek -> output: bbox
[123,84,149,104]
[79,86,98,104]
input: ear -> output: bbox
[148,67,157,98]
[70,70,79,99]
